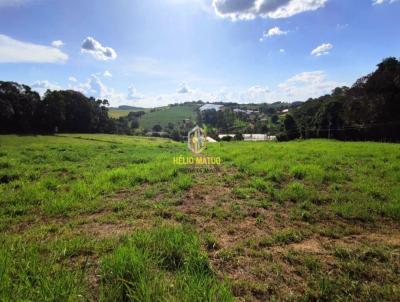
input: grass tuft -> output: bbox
[100,226,233,301]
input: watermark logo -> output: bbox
[188,125,206,154]
[172,125,221,168]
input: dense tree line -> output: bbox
[0,82,136,134]
[281,57,400,142]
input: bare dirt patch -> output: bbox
[176,168,400,301]
[180,183,230,212]
[75,221,132,238]
[288,238,325,254]
[326,231,400,248]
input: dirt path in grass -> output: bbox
[179,168,400,301]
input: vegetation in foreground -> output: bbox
[0,134,399,301]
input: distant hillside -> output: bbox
[117,105,144,110]
[109,101,300,121]
[109,108,148,118]
[139,103,198,130]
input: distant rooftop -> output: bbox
[233,108,259,114]
[199,104,224,111]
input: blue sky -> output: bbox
[0,0,399,107]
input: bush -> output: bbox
[221,136,232,142]
[234,133,243,141]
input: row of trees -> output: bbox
[281,57,400,142]
[0,82,127,134]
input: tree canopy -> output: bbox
[0,83,128,134]
[285,57,400,142]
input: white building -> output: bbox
[199,104,224,112]
[233,108,260,115]
[218,133,277,141]
[243,134,277,141]
[233,108,246,114]
[218,134,235,139]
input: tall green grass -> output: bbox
[100,226,233,302]
[1,135,400,301]
[207,139,400,221]
[0,134,188,217]
[0,242,85,301]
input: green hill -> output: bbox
[139,104,199,130]
[108,108,148,118]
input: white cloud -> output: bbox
[103,70,112,77]
[68,76,77,82]
[69,75,142,106]
[248,85,270,93]
[134,74,339,107]
[311,43,333,56]
[32,80,61,90]
[213,0,327,21]
[177,82,191,94]
[246,85,270,101]
[127,86,144,100]
[278,70,340,100]
[264,26,288,37]
[128,73,339,107]
[81,37,117,61]
[87,75,125,102]
[69,75,100,96]
[51,40,64,48]
[0,34,68,63]
[130,85,272,107]
[372,0,399,5]
[31,80,62,96]
[65,70,341,107]
[279,48,285,53]
[336,23,348,30]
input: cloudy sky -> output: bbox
[0,0,399,107]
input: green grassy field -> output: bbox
[1,135,399,301]
[108,108,149,118]
[139,104,198,130]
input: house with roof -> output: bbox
[233,108,260,115]
[243,134,277,141]
[199,104,224,112]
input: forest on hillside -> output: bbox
[284,57,400,142]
